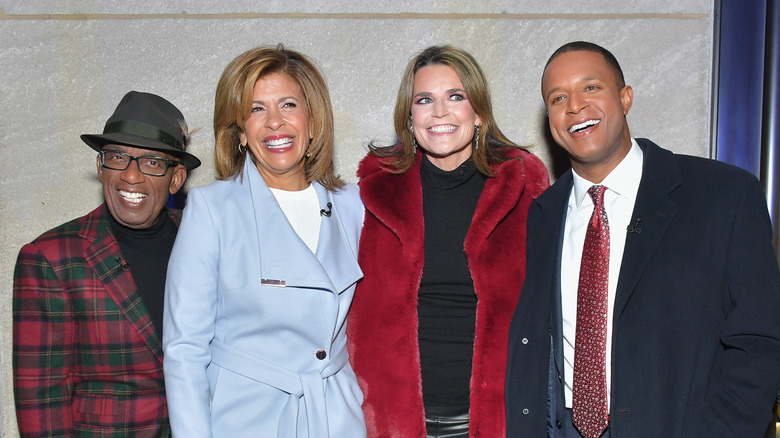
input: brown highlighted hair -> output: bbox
[214,45,343,190]
[370,45,525,175]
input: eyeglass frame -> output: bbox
[99,149,181,177]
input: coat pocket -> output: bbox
[73,392,169,435]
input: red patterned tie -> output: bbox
[572,185,610,438]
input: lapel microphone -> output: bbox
[320,202,332,217]
[626,217,642,234]
[114,256,131,271]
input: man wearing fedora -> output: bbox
[13,91,200,437]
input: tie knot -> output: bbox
[588,185,606,208]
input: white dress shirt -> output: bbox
[561,139,643,408]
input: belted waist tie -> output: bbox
[210,340,347,438]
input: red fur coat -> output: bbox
[347,148,549,437]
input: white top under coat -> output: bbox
[270,184,321,254]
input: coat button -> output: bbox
[522,408,529,415]
[521,337,529,344]
[315,349,327,360]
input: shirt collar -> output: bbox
[570,138,643,209]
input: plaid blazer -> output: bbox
[13,204,180,437]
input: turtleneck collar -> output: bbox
[420,153,480,190]
[107,203,170,239]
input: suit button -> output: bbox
[522,408,529,415]
[315,349,327,360]
[521,337,529,344]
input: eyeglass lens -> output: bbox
[101,150,174,176]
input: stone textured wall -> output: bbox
[0,1,712,435]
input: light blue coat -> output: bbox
[163,159,366,438]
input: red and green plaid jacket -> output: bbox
[13,204,180,437]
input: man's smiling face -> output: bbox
[542,50,634,182]
[97,144,186,229]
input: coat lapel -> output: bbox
[244,159,359,294]
[538,170,574,386]
[358,152,425,264]
[613,139,680,318]
[313,183,362,294]
[465,155,527,260]
[82,206,164,363]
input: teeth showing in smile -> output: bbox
[569,119,600,133]
[265,138,293,149]
[428,125,456,134]
[120,190,146,204]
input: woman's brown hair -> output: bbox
[214,45,343,190]
[370,45,526,175]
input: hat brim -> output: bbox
[81,132,201,170]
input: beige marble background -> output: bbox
[0,1,713,436]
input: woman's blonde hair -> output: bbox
[214,45,343,190]
[370,45,525,175]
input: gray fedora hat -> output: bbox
[81,91,201,170]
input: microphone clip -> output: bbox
[320,202,332,217]
[626,217,642,234]
[115,256,131,272]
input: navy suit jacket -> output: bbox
[506,139,780,437]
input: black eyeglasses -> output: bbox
[99,150,180,176]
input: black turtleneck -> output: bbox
[108,207,178,339]
[418,154,487,409]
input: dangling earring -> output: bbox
[473,125,480,150]
[409,127,419,153]
[408,116,418,153]
[237,142,245,154]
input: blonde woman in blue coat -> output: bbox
[163,46,366,438]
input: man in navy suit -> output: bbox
[505,41,780,437]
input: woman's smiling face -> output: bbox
[410,64,481,171]
[240,72,312,190]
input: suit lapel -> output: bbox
[613,140,681,318]
[82,207,164,363]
